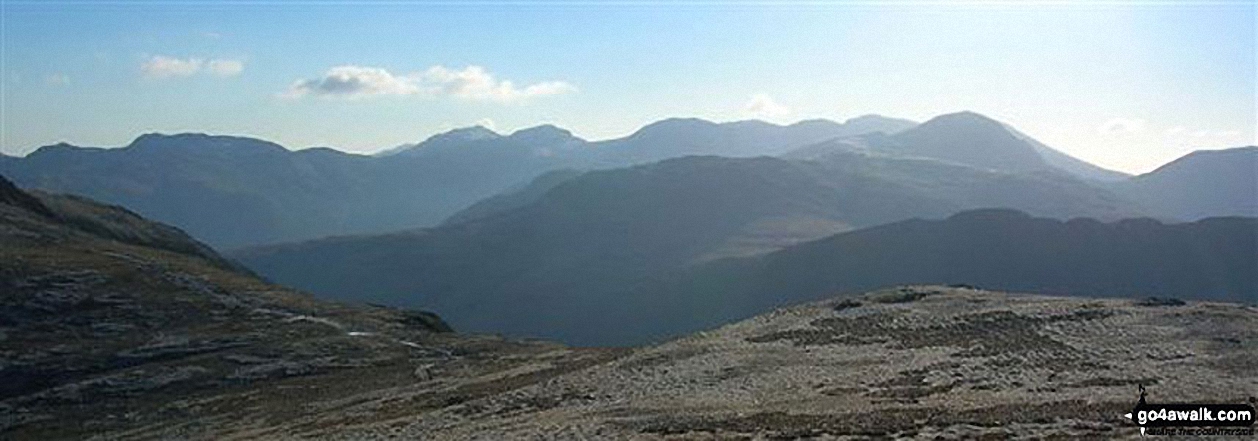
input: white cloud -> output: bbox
[743,93,790,119]
[423,65,575,102]
[44,73,70,86]
[141,55,244,79]
[284,65,419,98]
[475,118,497,130]
[141,55,203,79]
[1098,118,1146,135]
[207,59,244,77]
[284,64,574,102]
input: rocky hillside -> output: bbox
[370,286,1254,439]
[0,175,616,439]
[58,285,1244,439]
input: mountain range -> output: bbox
[0,115,915,248]
[3,184,1252,438]
[3,108,1256,437]
[784,111,1130,181]
[238,198,1256,346]
[11,111,1237,251]
[4,111,1254,346]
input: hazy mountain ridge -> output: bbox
[235,151,1151,345]
[1115,146,1258,220]
[3,174,1254,439]
[1005,124,1131,181]
[3,112,1236,251]
[0,115,912,248]
[786,111,1130,182]
[629,209,1256,341]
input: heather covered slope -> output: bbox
[312,286,1258,439]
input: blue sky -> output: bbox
[1,1,1253,173]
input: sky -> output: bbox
[0,1,1253,174]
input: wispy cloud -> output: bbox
[1098,118,1146,135]
[44,73,70,86]
[743,93,790,119]
[207,59,245,77]
[141,55,244,79]
[142,56,203,79]
[283,65,575,102]
[423,65,575,102]
[284,66,419,98]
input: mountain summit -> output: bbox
[507,124,583,144]
[1119,146,1258,219]
[882,111,1051,173]
[788,111,1129,182]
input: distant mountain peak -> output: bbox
[837,114,918,135]
[126,133,288,153]
[630,118,720,138]
[508,124,582,143]
[417,125,501,145]
[24,142,94,157]
[1141,145,1257,176]
[918,111,1006,129]
[843,114,910,125]
[890,111,1049,173]
[946,207,1035,222]
[789,118,841,128]
[395,125,504,156]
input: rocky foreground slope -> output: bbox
[0,176,613,439]
[330,286,1255,439]
[2,175,1255,439]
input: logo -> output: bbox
[1123,384,1256,436]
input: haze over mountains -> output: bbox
[238,205,1257,345]
[785,111,1131,181]
[231,113,1255,345]
[2,110,1255,436]
[4,110,1254,346]
[4,179,1251,438]
[1116,146,1258,220]
[0,115,914,248]
[10,110,1240,251]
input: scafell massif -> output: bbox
[1,109,1255,438]
[228,112,1256,345]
